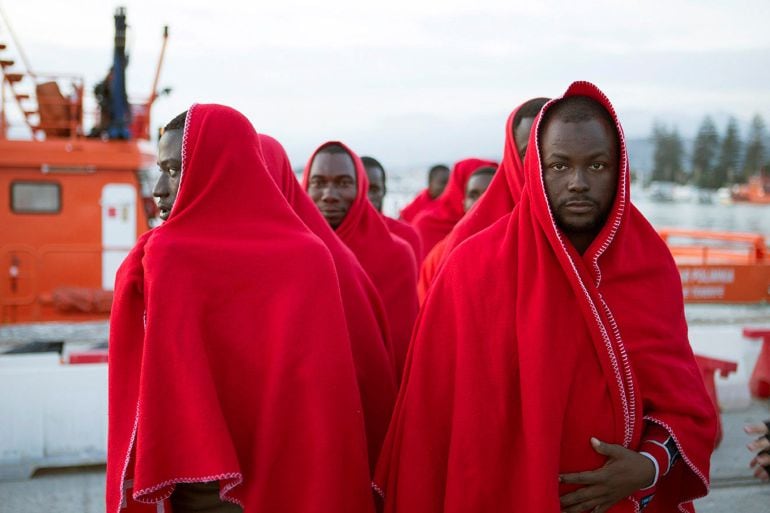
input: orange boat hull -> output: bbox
[659,228,770,304]
[679,264,770,303]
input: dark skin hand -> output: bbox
[744,422,770,481]
[559,437,655,513]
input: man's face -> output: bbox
[428,169,449,199]
[541,117,618,251]
[365,164,386,212]
[153,128,184,221]
[307,151,357,229]
[463,172,494,213]
[514,116,535,159]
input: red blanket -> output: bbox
[258,133,397,472]
[302,142,419,381]
[442,103,527,260]
[417,103,527,302]
[384,215,423,265]
[417,236,447,305]
[411,158,498,255]
[399,188,433,224]
[375,82,716,513]
[107,105,375,513]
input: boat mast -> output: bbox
[107,7,130,140]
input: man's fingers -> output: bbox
[559,486,605,508]
[757,453,770,467]
[753,466,769,481]
[562,496,605,513]
[590,437,623,458]
[560,470,604,485]
[744,423,769,436]
[747,437,770,452]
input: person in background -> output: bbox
[107,106,375,513]
[375,82,716,513]
[259,134,397,474]
[362,155,424,264]
[411,157,498,257]
[399,164,450,223]
[441,97,550,258]
[462,166,496,213]
[417,97,549,299]
[304,142,419,381]
[417,165,496,304]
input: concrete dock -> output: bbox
[1,316,769,512]
[1,402,768,512]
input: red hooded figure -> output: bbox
[411,157,498,256]
[107,105,375,513]
[302,142,419,381]
[442,102,530,257]
[417,98,547,302]
[258,134,397,472]
[400,188,434,224]
[375,82,716,513]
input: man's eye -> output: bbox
[551,163,568,172]
[590,163,606,171]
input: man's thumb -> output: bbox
[591,437,616,456]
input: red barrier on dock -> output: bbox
[68,350,108,364]
[743,328,770,398]
[694,354,738,447]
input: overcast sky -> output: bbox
[3,0,769,169]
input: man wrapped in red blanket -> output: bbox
[375,82,717,513]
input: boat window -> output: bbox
[11,181,61,214]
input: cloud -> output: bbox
[2,0,768,168]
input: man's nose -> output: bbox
[153,175,169,198]
[567,168,589,192]
[321,185,340,202]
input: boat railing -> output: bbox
[658,228,768,265]
[0,7,169,142]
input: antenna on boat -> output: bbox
[148,25,169,107]
[107,6,130,140]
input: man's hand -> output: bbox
[744,422,770,482]
[559,437,655,513]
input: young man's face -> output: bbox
[307,151,358,229]
[463,172,494,213]
[541,116,618,251]
[153,128,184,221]
[365,164,386,212]
[514,116,535,159]
[428,168,449,199]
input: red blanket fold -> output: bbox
[442,104,526,261]
[417,236,447,305]
[375,82,716,513]
[411,158,498,255]
[302,142,419,381]
[258,133,397,472]
[107,105,375,513]
[399,188,433,224]
[384,215,424,266]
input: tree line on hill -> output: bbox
[650,114,767,189]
